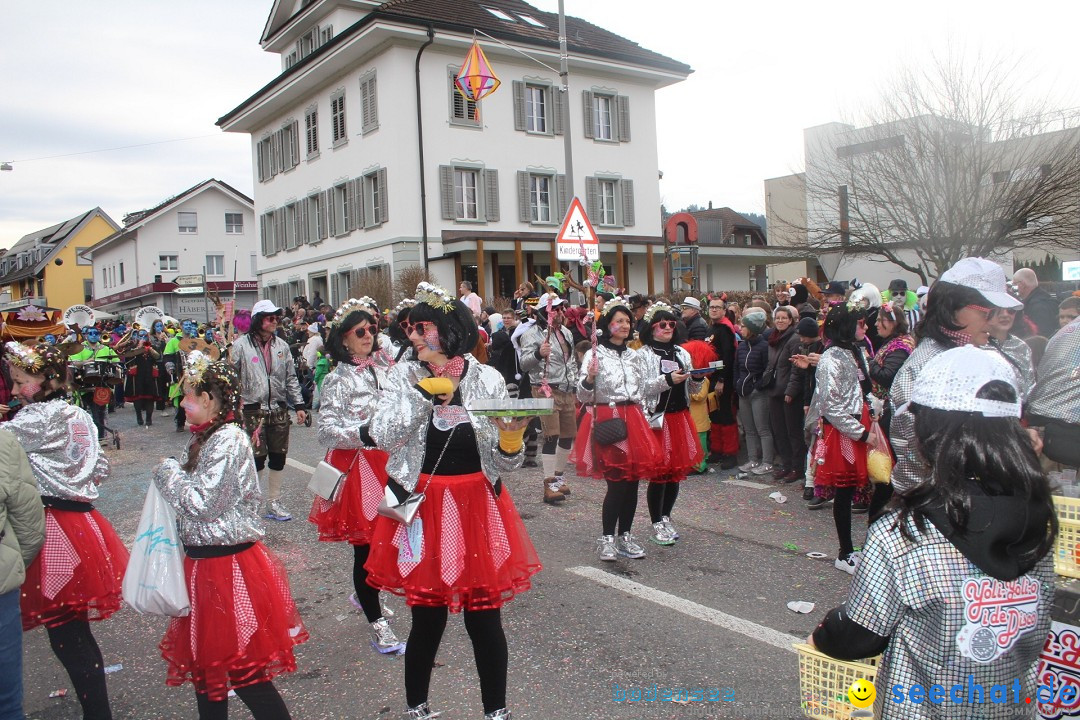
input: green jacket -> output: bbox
[0,429,45,595]
[314,353,331,388]
[69,343,120,363]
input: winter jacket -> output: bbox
[764,327,797,397]
[684,314,710,341]
[735,331,770,397]
[0,429,45,595]
[786,339,824,407]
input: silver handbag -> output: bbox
[308,460,346,501]
[377,485,426,525]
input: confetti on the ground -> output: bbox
[334,614,348,622]
[787,601,815,614]
[104,664,123,674]
[783,542,799,551]
[49,689,67,698]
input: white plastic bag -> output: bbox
[122,483,190,616]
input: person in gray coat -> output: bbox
[0,428,46,719]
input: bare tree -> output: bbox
[392,265,432,304]
[799,52,1080,284]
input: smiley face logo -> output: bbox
[848,678,876,709]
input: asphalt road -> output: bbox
[22,406,867,719]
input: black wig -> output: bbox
[325,309,382,365]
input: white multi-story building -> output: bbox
[82,179,259,321]
[218,0,691,306]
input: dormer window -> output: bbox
[483,7,515,21]
[517,13,544,27]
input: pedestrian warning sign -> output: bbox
[555,197,600,262]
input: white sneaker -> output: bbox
[370,617,405,654]
[649,521,675,546]
[661,516,679,541]
[265,500,292,521]
[738,461,759,472]
[835,553,859,575]
[597,535,617,562]
[616,532,646,559]
[751,463,774,476]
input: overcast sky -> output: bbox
[2,0,1076,248]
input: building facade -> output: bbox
[0,208,120,312]
[82,179,259,321]
[219,0,691,307]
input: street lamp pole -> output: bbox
[558,0,574,201]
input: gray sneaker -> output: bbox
[649,521,675,546]
[370,617,405,654]
[661,515,680,541]
[597,535,617,562]
[751,463,774,476]
[616,532,646,559]
[265,500,292,521]
[738,460,759,472]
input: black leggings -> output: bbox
[195,680,291,720]
[134,399,155,425]
[46,619,112,720]
[601,480,639,536]
[352,543,382,622]
[646,482,680,523]
[833,486,856,558]
[405,606,507,714]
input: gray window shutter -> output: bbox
[298,199,308,244]
[325,189,336,237]
[585,176,599,220]
[377,168,387,223]
[257,142,266,182]
[362,75,378,133]
[621,179,635,227]
[512,81,526,132]
[355,178,367,228]
[259,215,267,255]
[270,133,281,175]
[517,171,530,222]
[484,169,499,222]
[299,279,306,298]
[617,95,631,142]
[276,209,286,253]
[290,121,300,167]
[439,165,455,219]
[347,181,359,232]
[582,90,594,139]
[556,174,568,220]
[318,196,328,239]
[552,87,564,136]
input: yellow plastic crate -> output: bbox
[795,643,879,720]
[1053,495,1080,579]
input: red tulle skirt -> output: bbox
[308,447,389,545]
[159,541,309,701]
[572,403,663,481]
[364,472,541,612]
[21,507,128,631]
[812,406,871,491]
[651,408,705,483]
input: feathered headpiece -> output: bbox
[331,297,380,327]
[415,282,455,313]
[598,295,631,318]
[394,297,416,314]
[182,350,240,410]
[4,341,66,378]
[642,301,676,325]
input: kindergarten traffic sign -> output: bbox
[555,197,600,262]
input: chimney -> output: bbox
[708,200,713,210]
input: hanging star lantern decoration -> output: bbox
[455,39,501,102]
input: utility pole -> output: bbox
[558,0,574,201]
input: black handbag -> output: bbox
[593,417,628,445]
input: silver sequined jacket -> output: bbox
[637,345,702,414]
[888,338,949,493]
[577,344,655,406]
[518,324,578,393]
[806,346,866,440]
[317,362,388,450]
[991,335,1034,402]
[153,423,263,546]
[1029,317,1080,424]
[230,333,305,411]
[370,355,522,492]
[5,400,107,501]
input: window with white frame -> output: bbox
[307,193,325,242]
[585,175,635,228]
[593,93,613,140]
[206,254,225,276]
[449,69,480,126]
[599,180,617,226]
[159,254,179,271]
[178,211,197,233]
[304,106,319,157]
[334,183,349,234]
[320,25,333,44]
[330,91,347,147]
[279,121,299,171]
[102,267,108,289]
[440,166,498,222]
[261,211,276,256]
[744,234,752,246]
[363,169,387,228]
[583,90,630,142]
[75,247,92,265]
[285,204,298,249]
[225,212,243,234]
[455,169,479,220]
[526,84,547,133]
[530,174,551,223]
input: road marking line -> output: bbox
[723,478,771,489]
[567,566,799,653]
[286,457,316,474]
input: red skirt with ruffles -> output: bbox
[159,541,309,701]
[812,405,871,491]
[571,403,663,481]
[364,472,541,612]
[308,447,389,545]
[651,408,704,483]
[22,507,128,631]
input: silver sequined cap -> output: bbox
[904,345,1021,417]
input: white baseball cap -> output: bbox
[903,345,1021,417]
[308,323,320,334]
[681,297,701,311]
[938,258,1023,309]
[251,299,283,316]
[539,293,566,310]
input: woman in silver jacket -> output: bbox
[310,297,403,654]
[574,298,664,562]
[636,301,699,546]
[365,283,540,720]
[154,351,307,719]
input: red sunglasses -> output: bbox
[652,320,677,330]
[353,326,379,338]
[399,321,433,336]
[963,304,992,319]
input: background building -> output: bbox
[82,179,258,321]
[218,0,691,307]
